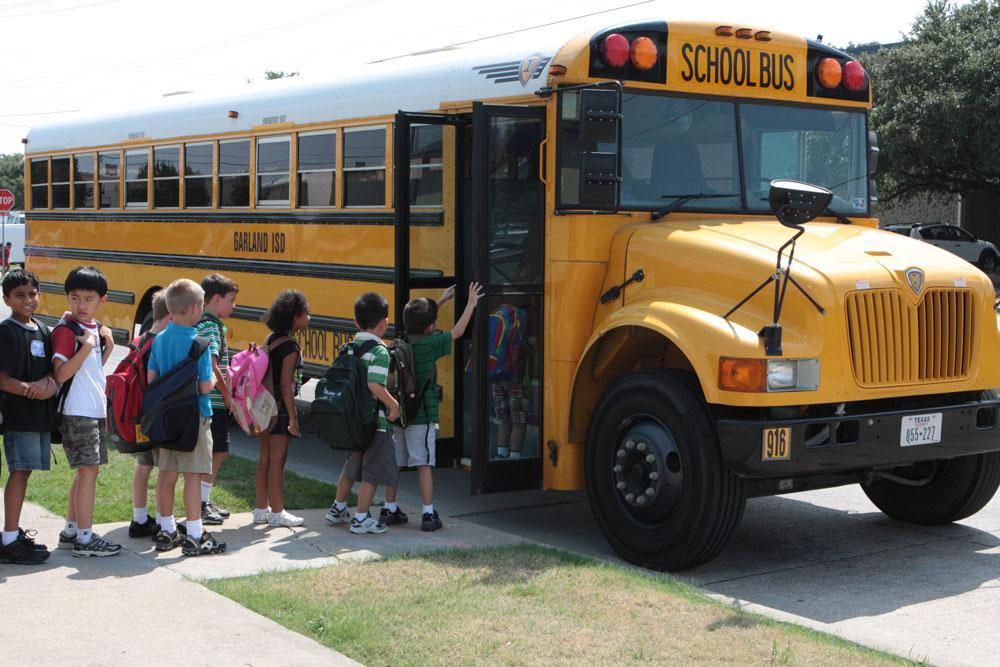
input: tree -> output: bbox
[264,70,299,80]
[862,0,1000,203]
[0,153,24,205]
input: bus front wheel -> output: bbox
[585,369,745,570]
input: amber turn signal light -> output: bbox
[630,36,658,70]
[719,358,767,392]
[816,57,843,88]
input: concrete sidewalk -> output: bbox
[0,498,524,665]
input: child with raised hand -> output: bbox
[254,289,310,528]
[0,269,58,564]
[382,282,483,531]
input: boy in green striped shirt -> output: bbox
[194,273,238,525]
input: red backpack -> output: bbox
[105,331,157,453]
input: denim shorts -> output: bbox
[3,431,52,472]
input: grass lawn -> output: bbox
[0,440,340,523]
[207,544,915,666]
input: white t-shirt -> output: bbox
[52,318,107,419]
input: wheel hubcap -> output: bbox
[611,419,683,522]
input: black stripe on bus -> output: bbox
[24,210,444,226]
[24,246,443,284]
[231,305,396,337]
[38,281,134,305]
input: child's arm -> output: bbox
[52,328,97,384]
[451,281,484,341]
[369,382,400,423]
[0,371,46,399]
[147,369,158,384]
[210,355,233,408]
[99,325,115,365]
[279,351,300,436]
[197,348,214,396]
[437,285,456,306]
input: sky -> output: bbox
[0,0,950,155]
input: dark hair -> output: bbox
[2,269,39,297]
[263,289,309,334]
[64,265,107,296]
[201,273,239,302]
[354,292,389,330]
[402,297,438,334]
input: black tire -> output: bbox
[585,369,745,570]
[862,451,1000,525]
[978,251,998,274]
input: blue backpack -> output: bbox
[140,337,209,452]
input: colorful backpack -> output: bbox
[140,337,209,452]
[312,339,381,451]
[105,331,157,453]
[488,304,526,382]
[228,342,279,436]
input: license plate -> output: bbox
[900,413,942,447]
[762,427,791,461]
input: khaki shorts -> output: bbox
[341,430,397,487]
[157,417,213,474]
[393,424,436,467]
[133,449,157,467]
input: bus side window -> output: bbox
[30,157,49,210]
[219,139,250,207]
[344,126,386,207]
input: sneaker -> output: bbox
[269,510,305,527]
[349,515,387,534]
[206,501,230,519]
[252,507,271,524]
[421,510,443,532]
[325,504,351,525]
[379,507,408,526]
[128,517,159,539]
[153,529,182,552]
[0,534,50,564]
[201,502,224,526]
[18,528,48,552]
[72,534,122,558]
[496,446,510,459]
[181,531,227,557]
[58,531,76,550]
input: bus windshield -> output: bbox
[616,92,868,217]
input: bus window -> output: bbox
[30,158,48,209]
[297,131,335,207]
[344,126,386,207]
[153,146,180,208]
[98,151,120,208]
[256,135,290,207]
[219,139,250,207]
[184,143,213,208]
[409,124,442,206]
[125,150,149,207]
[73,154,94,209]
[51,157,70,209]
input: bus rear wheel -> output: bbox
[862,451,1000,525]
[585,369,745,570]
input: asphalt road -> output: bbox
[4,300,999,666]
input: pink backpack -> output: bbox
[228,342,278,435]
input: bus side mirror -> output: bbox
[579,89,619,144]
[868,130,879,175]
[579,151,618,209]
[769,180,832,228]
[577,88,621,210]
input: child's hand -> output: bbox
[99,325,114,348]
[76,328,98,349]
[387,400,400,423]
[288,415,301,437]
[29,377,57,400]
[466,282,484,309]
[439,285,456,304]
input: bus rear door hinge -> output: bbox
[599,269,644,304]
[547,441,559,466]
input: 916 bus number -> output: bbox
[762,427,791,461]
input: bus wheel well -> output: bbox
[569,326,697,444]
[134,286,162,333]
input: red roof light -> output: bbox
[843,61,867,91]
[601,33,630,68]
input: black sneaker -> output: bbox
[421,510,443,532]
[128,517,159,539]
[206,501,230,519]
[72,534,122,558]
[379,507,409,526]
[201,502,224,526]
[18,528,48,552]
[0,534,50,564]
[153,529,181,552]
[181,531,226,557]
[57,531,76,550]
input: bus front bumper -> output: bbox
[716,396,1000,478]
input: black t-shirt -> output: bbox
[0,318,57,432]
[265,332,301,414]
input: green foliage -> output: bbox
[863,0,1000,202]
[0,153,24,204]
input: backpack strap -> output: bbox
[188,336,210,361]
[1,319,29,387]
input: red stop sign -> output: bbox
[0,189,14,212]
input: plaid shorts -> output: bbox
[491,382,531,424]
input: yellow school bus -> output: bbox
[24,20,1000,569]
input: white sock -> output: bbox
[1,530,18,546]
[156,512,163,527]
[187,519,203,541]
[161,515,177,534]
[423,504,434,514]
[384,502,397,513]
[333,501,347,512]
[200,481,212,504]
[64,521,78,536]
[133,507,148,523]
[77,528,93,545]
[354,512,368,522]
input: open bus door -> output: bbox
[468,102,547,493]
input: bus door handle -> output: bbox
[538,137,549,187]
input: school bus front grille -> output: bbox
[845,289,974,387]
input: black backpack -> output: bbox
[386,335,431,428]
[140,337,209,452]
[311,339,381,451]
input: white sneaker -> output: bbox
[496,446,510,459]
[349,515,387,534]
[269,510,305,527]
[252,507,271,524]
[325,504,351,524]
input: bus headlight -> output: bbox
[767,359,819,391]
